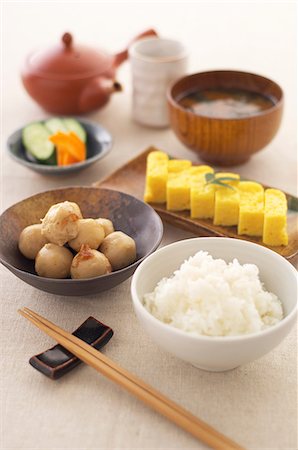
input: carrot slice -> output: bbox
[49,131,86,166]
[56,144,78,166]
[68,132,86,160]
[62,151,69,166]
[56,145,65,166]
[64,152,78,165]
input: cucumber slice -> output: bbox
[22,123,55,161]
[63,118,87,143]
[45,117,68,135]
[25,149,57,165]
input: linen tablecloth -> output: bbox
[1,2,297,449]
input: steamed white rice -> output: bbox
[143,251,283,337]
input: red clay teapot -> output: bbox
[21,29,157,114]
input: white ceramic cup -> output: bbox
[129,37,188,127]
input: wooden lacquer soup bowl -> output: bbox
[167,70,283,166]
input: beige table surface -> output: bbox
[1,2,297,450]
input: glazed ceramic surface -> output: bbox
[131,237,297,372]
[30,316,113,379]
[21,30,157,114]
[129,37,188,127]
[0,187,163,296]
[7,118,112,175]
[168,70,283,165]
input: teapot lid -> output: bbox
[26,33,113,80]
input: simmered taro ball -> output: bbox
[35,243,73,278]
[41,201,82,246]
[18,224,48,259]
[68,219,105,252]
[95,218,114,236]
[100,231,136,270]
[70,244,112,279]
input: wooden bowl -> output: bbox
[167,70,283,166]
[0,187,163,296]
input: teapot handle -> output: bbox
[113,28,158,67]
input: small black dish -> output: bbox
[29,316,113,379]
[6,118,112,175]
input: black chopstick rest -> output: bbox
[29,317,113,380]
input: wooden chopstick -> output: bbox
[19,307,245,450]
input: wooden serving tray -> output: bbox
[94,147,298,261]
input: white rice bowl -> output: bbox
[143,251,283,337]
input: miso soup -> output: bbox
[178,88,276,119]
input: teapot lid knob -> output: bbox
[62,32,73,49]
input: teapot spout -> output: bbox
[112,81,122,92]
[79,77,122,113]
[97,77,122,94]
